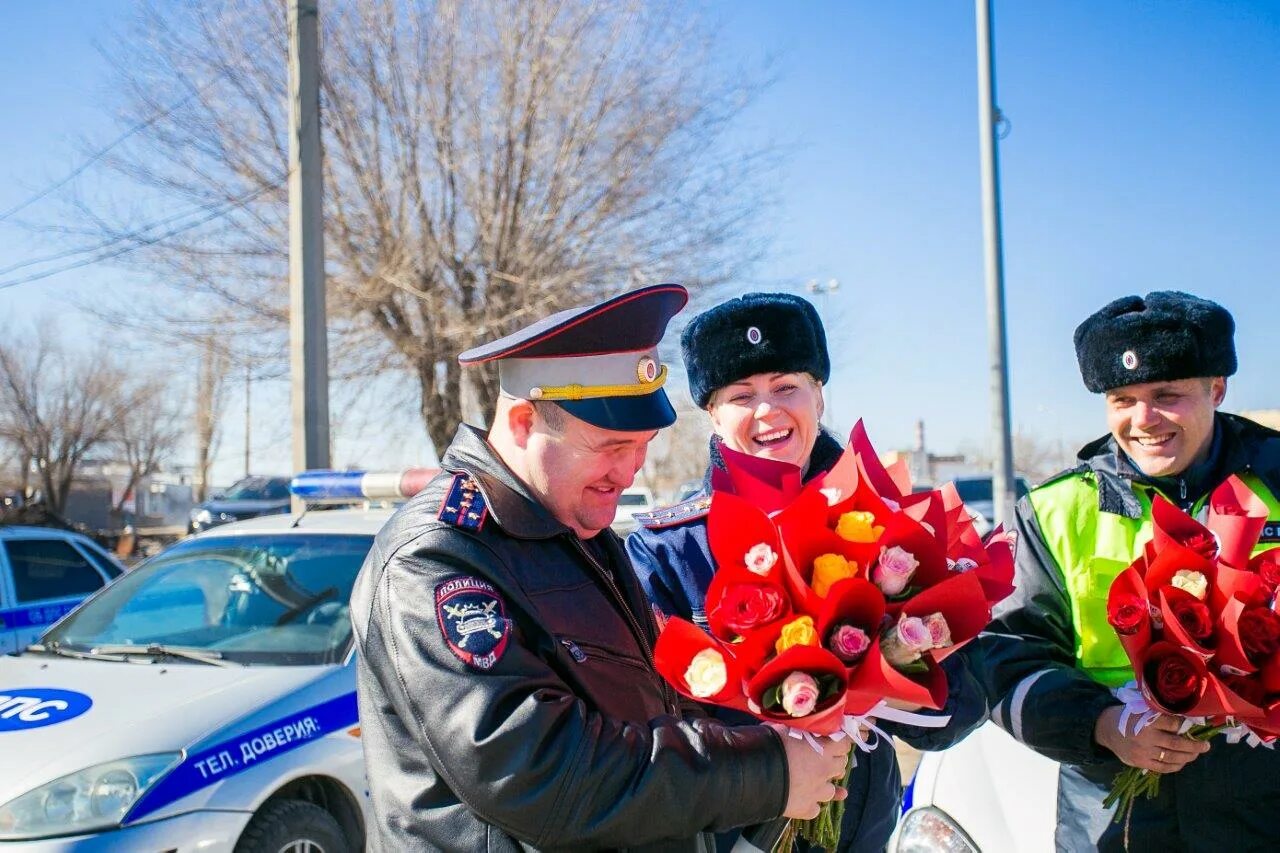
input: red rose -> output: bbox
[1237,607,1280,663]
[1108,593,1147,636]
[710,583,787,634]
[1256,553,1280,589]
[1151,654,1201,707]
[1223,673,1267,708]
[1164,587,1214,642]
[1183,532,1219,560]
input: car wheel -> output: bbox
[234,799,349,853]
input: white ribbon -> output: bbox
[865,699,952,729]
[1113,681,1160,736]
[779,701,952,755]
[1221,722,1275,749]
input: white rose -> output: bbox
[1171,569,1209,601]
[684,648,728,698]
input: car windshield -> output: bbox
[219,476,290,501]
[617,492,650,506]
[42,533,372,665]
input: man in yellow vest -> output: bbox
[984,291,1280,850]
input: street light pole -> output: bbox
[975,0,1017,527]
[288,0,330,510]
[806,278,840,430]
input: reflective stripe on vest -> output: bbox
[1030,471,1280,688]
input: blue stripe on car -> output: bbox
[125,692,359,822]
[0,600,80,630]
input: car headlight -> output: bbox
[0,753,180,840]
[895,806,979,853]
[190,508,213,526]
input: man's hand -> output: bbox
[779,734,852,819]
[1094,706,1209,773]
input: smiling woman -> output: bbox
[625,291,990,852]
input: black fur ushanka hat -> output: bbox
[1073,291,1236,393]
[682,292,830,407]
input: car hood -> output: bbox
[201,498,288,515]
[0,654,331,805]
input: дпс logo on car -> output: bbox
[0,688,94,731]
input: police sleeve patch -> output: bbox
[435,576,511,671]
[438,473,488,531]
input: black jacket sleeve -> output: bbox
[357,531,789,848]
[978,496,1120,766]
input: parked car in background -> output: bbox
[0,470,432,850]
[949,475,1031,528]
[189,476,292,534]
[0,526,127,654]
[611,487,656,536]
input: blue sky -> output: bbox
[2,1,1278,485]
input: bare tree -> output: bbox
[72,0,773,455]
[963,429,1080,486]
[110,376,187,512]
[0,329,127,516]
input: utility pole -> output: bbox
[288,0,330,509]
[975,0,1017,528]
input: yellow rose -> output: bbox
[775,615,819,654]
[836,510,885,544]
[812,553,858,598]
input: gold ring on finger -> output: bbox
[1158,750,1166,761]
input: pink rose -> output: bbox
[923,612,953,649]
[744,543,779,576]
[873,546,920,597]
[828,623,872,664]
[881,615,932,669]
[779,671,820,717]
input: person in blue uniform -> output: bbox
[627,292,989,853]
[352,284,853,852]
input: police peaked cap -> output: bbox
[1073,290,1236,393]
[458,283,688,431]
[682,292,830,407]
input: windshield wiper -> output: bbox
[275,586,338,626]
[88,643,237,667]
[25,641,129,662]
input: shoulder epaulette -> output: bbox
[636,495,712,530]
[438,473,489,531]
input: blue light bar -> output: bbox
[290,468,440,504]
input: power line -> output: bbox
[0,27,278,224]
[0,181,281,291]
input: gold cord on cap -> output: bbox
[530,365,668,402]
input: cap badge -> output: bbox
[637,355,659,384]
[1122,350,1138,370]
[746,326,763,345]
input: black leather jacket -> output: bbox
[352,425,789,852]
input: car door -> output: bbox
[0,545,16,654]
[1,535,110,649]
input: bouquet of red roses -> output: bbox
[653,421,1017,849]
[1104,476,1280,821]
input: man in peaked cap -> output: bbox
[351,284,851,852]
[982,291,1280,850]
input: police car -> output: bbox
[0,469,434,850]
[893,721,1058,852]
[1,526,127,655]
